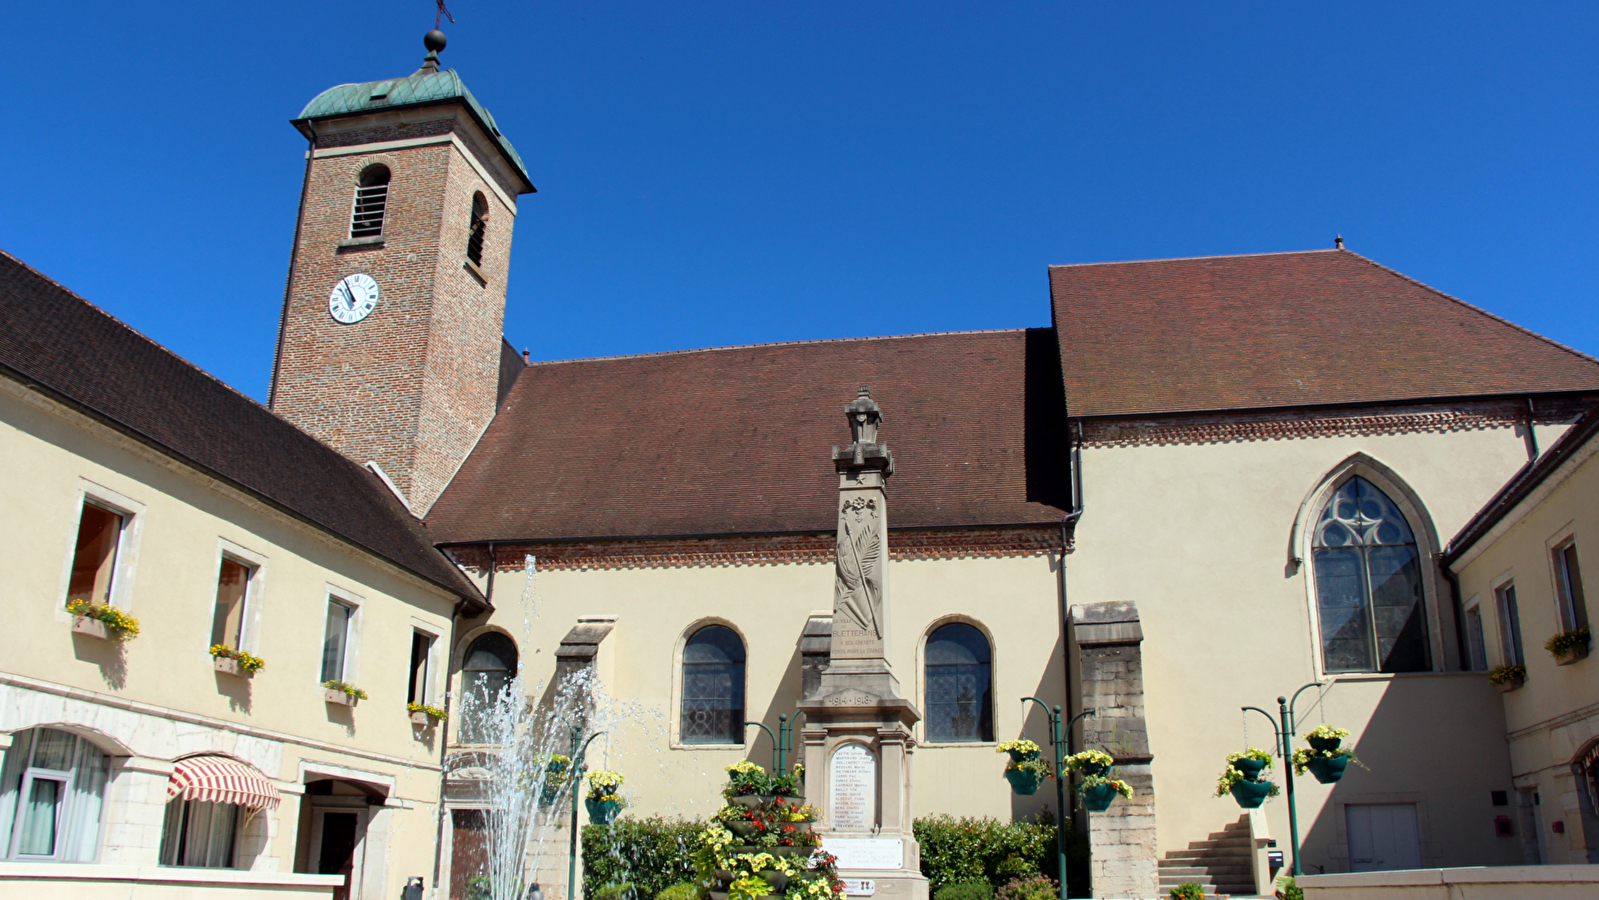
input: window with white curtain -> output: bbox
[0,727,110,861]
[1312,476,1432,673]
[159,799,239,868]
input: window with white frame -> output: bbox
[0,727,110,861]
[1552,541,1590,634]
[66,501,126,608]
[210,557,255,650]
[1463,600,1489,672]
[1496,581,1525,667]
[407,630,435,705]
[1311,476,1432,673]
[320,598,354,683]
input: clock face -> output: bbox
[328,273,379,324]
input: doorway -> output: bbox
[311,808,367,900]
[1519,789,1548,864]
[1346,803,1422,872]
[296,778,382,900]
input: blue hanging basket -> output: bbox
[1005,768,1044,796]
[586,798,623,825]
[1080,783,1120,812]
[1306,754,1350,785]
[1229,779,1273,809]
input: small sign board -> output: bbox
[841,879,876,896]
[822,837,904,870]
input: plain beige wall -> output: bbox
[0,382,456,893]
[1067,424,1535,871]
[1453,439,1599,865]
[456,551,1068,825]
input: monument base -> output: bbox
[830,868,930,900]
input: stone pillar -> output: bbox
[1070,601,1158,900]
[799,387,928,900]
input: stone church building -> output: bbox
[4,31,1599,900]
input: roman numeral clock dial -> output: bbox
[327,273,379,324]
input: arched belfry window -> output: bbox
[460,632,517,743]
[466,192,488,267]
[925,623,993,742]
[350,165,391,239]
[681,625,745,744]
[1312,476,1432,673]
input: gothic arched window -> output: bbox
[466,192,488,267]
[459,633,517,743]
[925,623,993,742]
[1312,476,1432,673]
[681,625,745,745]
[350,165,391,239]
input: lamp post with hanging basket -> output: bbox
[1239,683,1325,877]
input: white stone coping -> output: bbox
[1301,864,1599,889]
[0,861,344,887]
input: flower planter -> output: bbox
[761,870,791,892]
[1307,735,1342,753]
[1231,757,1269,780]
[324,688,358,707]
[1306,754,1349,785]
[586,797,622,825]
[410,711,431,725]
[730,795,765,809]
[1006,748,1041,764]
[1495,675,1525,693]
[1005,768,1044,795]
[1229,779,1273,809]
[1080,783,1120,812]
[71,616,110,640]
[728,820,760,839]
[213,656,247,676]
[1555,642,1590,666]
[539,782,564,807]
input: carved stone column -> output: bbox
[799,386,928,900]
[1070,601,1158,900]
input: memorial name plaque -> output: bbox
[821,838,904,870]
[829,743,876,832]
[841,880,876,896]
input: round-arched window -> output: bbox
[459,633,518,743]
[350,164,391,239]
[925,623,993,742]
[0,727,109,861]
[1312,476,1431,673]
[680,625,745,745]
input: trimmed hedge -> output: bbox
[582,817,705,900]
[913,816,1086,896]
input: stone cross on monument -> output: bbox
[800,386,929,900]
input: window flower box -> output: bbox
[325,688,359,707]
[1547,628,1590,666]
[1489,664,1526,693]
[215,656,243,676]
[71,616,110,640]
[210,645,264,677]
[407,703,447,725]
[1556,643,1590,666]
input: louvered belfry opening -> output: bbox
[466,192,488,266]
[350,164,391,238]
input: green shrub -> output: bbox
[582,817,704,900]
[1169,883,1204,900]
[1275,875,1303,900]
[933,882,995,900]
[656,884,703,900]
[914,815,1085,895]
[594,884,635,900]
[994,875,1057,900]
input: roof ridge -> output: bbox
[1048,248,1340,270]
[523,327,1029,368]
[1344,251,1599,370]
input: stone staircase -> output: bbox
[1157,816,1256,897]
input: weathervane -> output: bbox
[434,0,455,30]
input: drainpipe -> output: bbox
[1523,397,1540,461]
[268,122,316,408]
[1060,420,1086,753]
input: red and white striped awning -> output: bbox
[167,756,281,810]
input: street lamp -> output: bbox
[1241,682,1322,877]
[1020,697,1095,900]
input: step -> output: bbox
[1165,846,1251,859]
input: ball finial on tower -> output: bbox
[424,29,448,53]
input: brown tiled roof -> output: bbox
[427,329,1072,543]
[1050,250,1599,418]
[0,250,484,606]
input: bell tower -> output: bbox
[268,29,535,514]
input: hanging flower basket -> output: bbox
[1078,775,1133,812]
[996,740,1042,764]
[1065,749,1114,778]
[1229,779,1274,809]
[1231,756,1268,780]
[1005,767,1044,795]
[586,797,623,825]
[1306,754,1350,784]
[535,754,571,806]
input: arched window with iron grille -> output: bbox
[680,625,745,744]
[924,622,993,742]
[1312,476,1431,673]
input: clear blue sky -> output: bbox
[4,2,1596,402]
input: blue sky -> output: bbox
[4,2,1596,402]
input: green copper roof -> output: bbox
[294,63,533,192]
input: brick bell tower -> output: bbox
[269,29,535,514]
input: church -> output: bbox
[2,27,1597,900]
